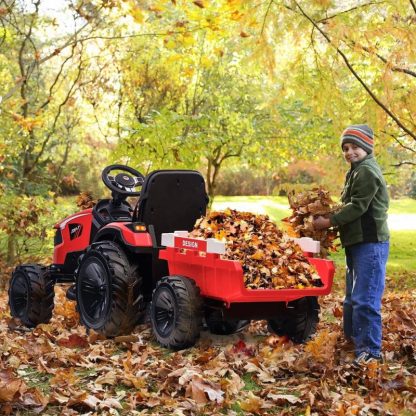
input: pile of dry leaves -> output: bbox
[191,209,321,290]
[0,286,415,415]
[282,187,340,257]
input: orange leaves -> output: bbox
[304,329,338,365]
[240,391,264,412]
[0,369,24,402]
[0,369,47,413]
[50,368,79,387]
[0,286,415,413]
[192,209,321,289]
[193,1,205,8]
[185,375,224,404]
[283,187,340,257]
[57,334,89,349]
[75,191,96,210]
[11,113,43,132]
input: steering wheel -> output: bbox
[102,165,145,198]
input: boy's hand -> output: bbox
[313,216,331,230]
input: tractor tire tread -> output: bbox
[9,264,54,327]
[151,275,202,350]
[76,241,143,337]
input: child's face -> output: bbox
[342,142,368,164]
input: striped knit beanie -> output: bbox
[341,124,374,154]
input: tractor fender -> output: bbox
[93,223,153,252]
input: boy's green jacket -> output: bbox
[330,154,389,247]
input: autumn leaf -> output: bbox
[57,333,89,348]
[0,369,25,402]
[240,391,264,412]
[185,375,224,404]
[267,392,302,404]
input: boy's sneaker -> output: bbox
[352,352,382,368]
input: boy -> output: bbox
[313,124,389,366]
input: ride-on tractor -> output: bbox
[8,165,335,349]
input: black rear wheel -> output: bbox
[8,264,55,327]
[76,241,143,337]
[267,297,320,343]
[151,276,202,350]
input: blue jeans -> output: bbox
[343,241,389,357]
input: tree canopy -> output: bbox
[1,0,415,260]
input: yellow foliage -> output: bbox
[311,0,333,7]
[200,56,213,68]
[130,5,144,23]
[11,113,43,132]
[180,33,196,47]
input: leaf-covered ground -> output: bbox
[1,283,415,416]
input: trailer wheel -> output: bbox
[205,309,250,335]
[8,264,55,327]
[151,276,202,350]
[267,296,320,343]
[76,241,143,337]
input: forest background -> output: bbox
[0,1,416,414]
[1,0,416,266]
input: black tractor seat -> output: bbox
[134,170,209,247]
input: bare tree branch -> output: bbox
[410,0,416,15]
[40,45,77,109]
[391,161,416,167]
[29,44,85,173]
[292,1,416,141]
[381,130,416,153]
[261,0,274,35]
[317,2,384,23]
[356,43,416,78]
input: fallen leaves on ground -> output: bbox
[191,209,321,289]
[1,285,415,415]
[282,187,340,257]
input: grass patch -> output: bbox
[241,372,262,392]
[228,402,244,415]
[73,368,100,390]
[17,366,53,394]
[387,198,416,214]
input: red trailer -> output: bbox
[152,231,334,348]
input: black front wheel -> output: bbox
[267,297,320,343]
[151,276,202,350]
[8,264,55,327]
[76,241,143,337]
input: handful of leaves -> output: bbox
[282,187,339,258]
[76,191,97,210]
[191,209,321,290]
